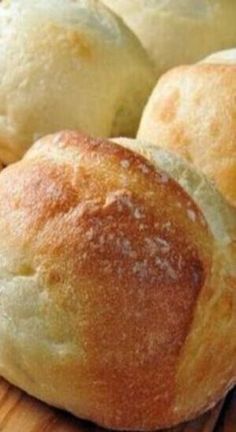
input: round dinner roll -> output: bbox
[0,0,154,165]
[138,57,236,207]
[0,131,235,430]
[101,0,236,77]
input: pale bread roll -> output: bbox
[138,54,236,207]
[203,48,236,65]
[0,0,154,164]
[101,0,236,77]
[0,131,235,430]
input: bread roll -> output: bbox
[0,131,235,430]
[101,0,236,77]
[0,0,154,165]
[138,58,236,207]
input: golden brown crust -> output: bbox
[110,137,236,426]
[0,131,234,430]
[138,63,236,208]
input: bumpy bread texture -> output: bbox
[0,131,235,430]
[0,0,154,165]
[138,59,236,208]
[101,0,236,77]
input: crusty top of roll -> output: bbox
[101,0,236,77]
[0,131,235,430]
[0,0,154,164]
[138,59,236,208]
[114,137,236,248]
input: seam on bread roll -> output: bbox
[113,137,236,248]
[112,136,236,423]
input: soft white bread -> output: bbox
[138,55,236,207]
[0,0,154,165]
[0,131,235,430]
[101,0,236,77]
[203,48,236,65]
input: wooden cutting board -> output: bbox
[0,378,234,432]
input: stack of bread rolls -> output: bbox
[0,1,235,431]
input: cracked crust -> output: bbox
[114,137,236,426]
[0,131,235,430]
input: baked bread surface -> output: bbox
[0,131,235,430]
[138,60,236,207]
[101,0,236,77]
[0,0,154,164]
